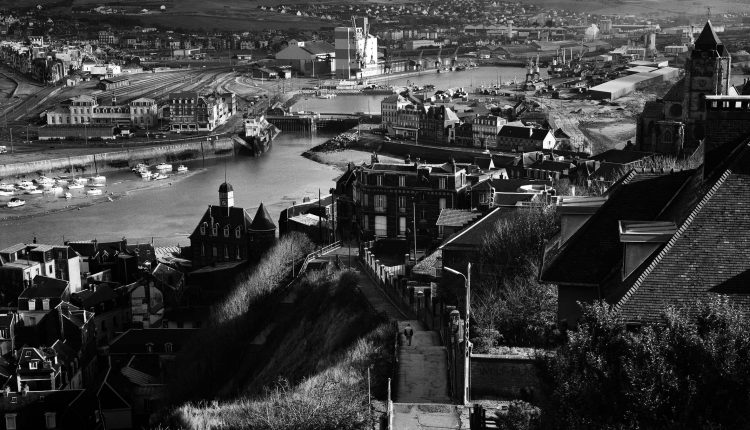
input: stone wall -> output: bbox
[0,138,237,178]
[470,353,543,402]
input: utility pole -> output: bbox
[9,127,12,153]
[412,198,417,260]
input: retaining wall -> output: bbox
[470,353,543,402]
[0,138,238,178]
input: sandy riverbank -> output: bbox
[303,149,404,170]
[0,168,205,222]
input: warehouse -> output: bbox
[38,125,116,141]
[590,67,681,100]
[98,76,130,91]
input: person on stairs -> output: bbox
[404,323,414,346]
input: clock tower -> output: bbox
[682,21,731,141]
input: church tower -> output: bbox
[219,182,234,208]
[682,21,731,140]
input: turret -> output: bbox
[219,182,234,208]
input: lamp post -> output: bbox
[444,262,471,405]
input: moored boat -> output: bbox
[0,190,14,196]
[177,165,188,173]
[86,188,103,196]
[24,188,43,195]
[155,163,173,171]
[0,183,15,192]
[153,173,168,180]
[90,175,106,183]
[7,198,25,207]
[68,183,84,190]
[64,192,73,199]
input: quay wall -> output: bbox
[0,138,238,178]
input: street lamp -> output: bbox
[444,262,471,405]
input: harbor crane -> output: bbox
[435,45,442,69]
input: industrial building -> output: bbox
[275,40,335,77]
[334,17,379,80]
[589,67,680,100]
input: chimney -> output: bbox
[557,196,608,245]
[618,220,676,280]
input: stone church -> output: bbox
[636,21,742,156]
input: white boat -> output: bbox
[155,163,173,171]
[132,163,149,172]
[86,188,103,196]
[48,186,64,194]
[17,180,34,189]
[55,178,69,185]
[153,173,168,180]
[90,182,106,187]
[0,190,14,196]
[36,176,55,186]
[7,198,25,208]
[177,165,188,173]
[24,188,43,195]
[76,177,89,184]
[68,183,84,190]
[140,171,153,180]
[90,175,106,183]
[64,192,72,199]
[0,183,15,192]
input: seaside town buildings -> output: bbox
[45,95,158,129]
[168,91,236,132]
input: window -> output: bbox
[224,225,230,237]
[164,342,173,353]
[5,414,17,430]
[224,245,229,259]
[28,300,36,311]
[362,214,370,231]
[212,246,217,257]
[212,223,218,236]
[235,226,241,238]
[376,175,383,186]
[398,196,407,212]
[374,194,387,212]
[30,361,38,370]
[362,193,369,207]
[145,342,154,353]
[663,130,673,146]
[399,217,407,236]
[42,298,50,310]
[201,244,205,256]
[439,198,447,211]
[398,175,406,187]
[375,216,387,237]
[200,223,206,235]
[438,177,447,189]
[236,246,241,260]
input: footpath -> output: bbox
[321,246,469,429]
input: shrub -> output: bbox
[495,400,541,430]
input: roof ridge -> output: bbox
[613,166,734,313]
[439,207,500,249]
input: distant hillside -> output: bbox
[162,270,395,430]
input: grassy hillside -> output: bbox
[162,269,396,430]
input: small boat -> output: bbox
[141,171,153,180]
[177,165,188,173]
[24,188,43,195]
[132,163,149,172]
[64,192,72,199]
[36,176,55,186]
[155,163,173,171]
[89,182,106,187]
[86,188,103,196]
[0,190,14,196]
[90,175,106,183]
[55,178,69,185]
[0,183,15,192]
[7,198,25,207]
[17,180,34,189]
[76,177,89,184]
[48,186,64,194]
[153,173,168,180]
[68,183,84,190]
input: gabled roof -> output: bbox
[662,77,684,102]
[541,169,696,286]
[19,276,69,299]
[614,142,750,323]
[299,40,334,55]
[436,209,482,227]
[249,202,276,231]
[440,207,515,249]
[188,205,254,240]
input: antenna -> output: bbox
[706,6,711,21]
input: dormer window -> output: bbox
[200,222,207,235]
[29,361,38,370]
[235,226,241,238]
[44,412,56,429]
[164,342,173,353]
[145,342,154,353]
[28,300,36,311]
[212,223,218,236]
[5,414,17,430]
[42,298,50,310]
[224,225,230,238]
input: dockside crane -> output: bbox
[452,46,459,67]
[435,45,442,69]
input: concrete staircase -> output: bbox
[396,320,451,404]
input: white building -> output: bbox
[46,95,157,128]
[335,17,379,80]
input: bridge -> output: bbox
[265,112,361,133]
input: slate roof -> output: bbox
[694,21,724,52]
[590,149,654,165]
[541,169,696,286]
[250,202,276,231]
[493,192,537,207]
[613,142,750,323]
[662,78,685,102]
[299,40,335,55]
[188,205,253,240]
[152,263,184,289]
[440,208,516,249]
[435,209,482,227]
[411,249,442,277]
[19,276,69,299]
[108,328,198,354]
[498,125,550,140]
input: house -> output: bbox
[71,284,130,345]
[496,125,555,152]
[1,388,99,430]
[98,76,130,91]
[471,114,506,148]
[540,136,750,326]
[17,276,70,327]
[278,194,336,243]
[353,160,469,243]
[188,182,276,269]
[168,91,235,132]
